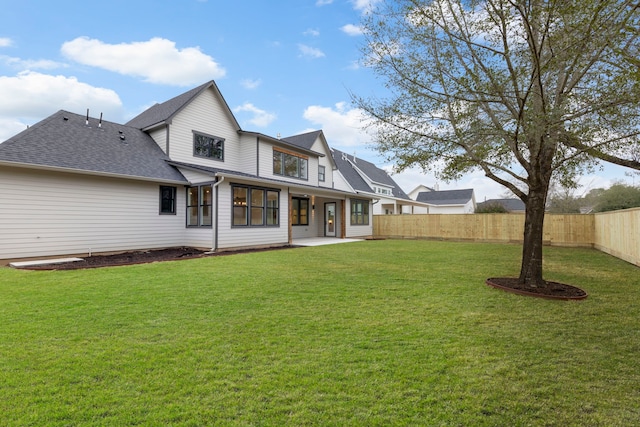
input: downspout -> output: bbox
[211,175,225,252]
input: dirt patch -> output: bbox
[20,246,295,270]
[486,277,588,300]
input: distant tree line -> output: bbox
[548,182,640,213]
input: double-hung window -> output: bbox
[193,132,224,161]
[187,185,212,227]
[291,197,309,226]
[318,165,326,182]
[273,149,308,180]
[159,186,177,214]
[233,185,279,227]
[350,199,369,226]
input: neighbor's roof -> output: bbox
[0,110,187,183]
[416,189,474,205]
[332,149,410,199]
[477,198,525,212]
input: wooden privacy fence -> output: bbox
[373,208,640,267]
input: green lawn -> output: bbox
[1,240,639,426]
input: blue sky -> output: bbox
[0,0,635,201]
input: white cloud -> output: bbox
[0,71,123,138]
[304,28,320,37]
[303,102,372,148]
[351,0,382,13]
[297,44,326,59]
[316,0,333,5]
[233,102,276,127]
[1,55,66,70]
[0,117,29,142]
[340,24,364,36]
[61,37,226,86]
[0,37,13,47]
[240,78,262,90]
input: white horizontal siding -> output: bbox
[0,167,187,260]
[149,127,167,153]
[344,198,373,238]
[167,88,254,174]
[332,170,353,192]
[310,138,334,189]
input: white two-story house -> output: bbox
[0,81,374,261]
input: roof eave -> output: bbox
[0,160,187,185]
[240,130,325,157]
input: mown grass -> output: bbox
[1,240,639,426]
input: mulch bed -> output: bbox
[486,277,588,300]
[20,246,294,270]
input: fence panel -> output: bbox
[594,208,640,267]
[373,213,594,247]
[374,211,640,266]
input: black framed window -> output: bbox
[194,132,224,160]
[159,186,176,214]
[292,197,309,226]
[350,199,369,226]
[318,165,326,182]
[187,185,212,227]
[233,185,279,227]
[273,150,308,180]
[266,191,279,225]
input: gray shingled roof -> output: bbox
[416,189,474,205]
[281,130,322,151]
[331,149,410,199]
[0,110,187,182]
[126,81,239,130]
[477,198,525,212]
[331,149,373,193]
[168,160,360,196]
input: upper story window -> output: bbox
[318,165,326,182]
[375,187,391,195]
[193,132,224,161]
[273,149,308,180]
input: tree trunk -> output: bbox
[519,187,548,287]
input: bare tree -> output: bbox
[355,0,640,287]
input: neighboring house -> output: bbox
[414,189,477,214]
[476,198,526,213]
[331,149,431,215]
[407,184,435,201]
[0,81,375,260]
